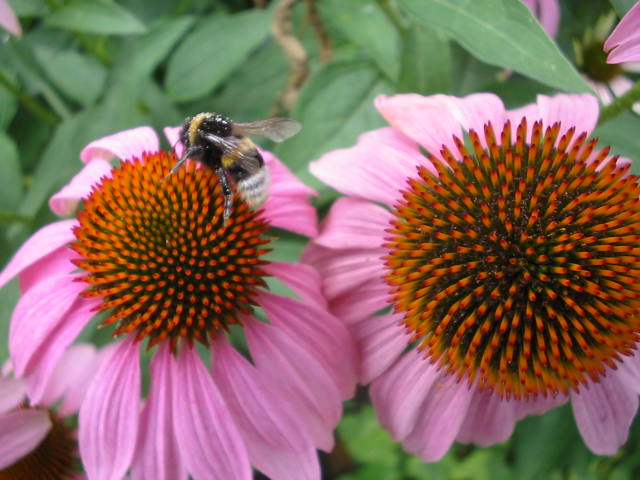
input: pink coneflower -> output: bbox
[521,0,560,38]
[605,1,640,64]
[304,92,640,460]
[0,0,20,37]
[0,125,357,479]
[0,344,105,479]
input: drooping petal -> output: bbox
[370,349,440,440]
[604,1,640,63]
[131,343,187,480]
[329,279,389,325]
[9,273,87,377]
[614,353,640,395]
[18,246,77,293]
[0,410,51,470]
[80,126,159,164]
[49,159,113,216]
[263,261,327,308]
[456,389,517,446]
[0,377,25,414]
[172,345,251,480]
[446,93,508,148]
[257,290,357,399]
[313,197,392,250]
[212,337,320,480]
[0,220,77,291]
[571,373,639,455]
[79,337,140,480]
[244,316,340,451]
[0,0,21,36]
[513,392,568,419]
[375,94,464,156]
[607,40,640,64]
[310,128,427,207]
[535,94,600,139]
[402,374,474,462]
[356,311,411,384]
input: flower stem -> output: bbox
[598,79,640,125]
[375,0,408,35]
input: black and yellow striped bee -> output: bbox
[166,112,301,224]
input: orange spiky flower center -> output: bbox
[72,151,271,351]
[0,409,76,480]
[385,119,640,399]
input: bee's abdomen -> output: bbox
[236,168,269,207]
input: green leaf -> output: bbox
[396,0,592,93]
[610,0,637,17]
[397,24,452,94]
[34,46,107,106]
[0,68,19,130]
[594,111,640,176]
[45,0,147,35]
[319,0,401,80]
[0,279,18,363]
[165,9,270,103]
[274,59,393,198]
[0,132,22,211]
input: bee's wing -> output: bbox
[202,133,263,173]
[232,118,301,142]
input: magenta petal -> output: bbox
[375,94,463,156]
[403,374,474,462]
[447,94,507,147]
[0,220,77,291]
[614,353,640,395]
[314,197,391,250]
[131,343,187,480]
[513,392,568,420]
[571,374,638,455]
[9,273,86,377]
[370,349,439,440]
[163,126,184,157]
[310,127,426,207]
[172,346,251,480]
[330,278,389,324]
[261,196,318,237]
[257,290,357,399]
[263,150,316,198]
[0,0,21,36]
[604,1,640,53]
[49,159,113,216]
[356,311,411,384]
[80,126,159,163]
[0,377,25,414]
[456,389,516,446]
[263,261,327,308]
[79,337,140,480]
[0,410,51,469]
[18,246,77,293]
[245,316,340,451]
[212,338,320,480]
[535,94,599,139]
[607,42,640,64]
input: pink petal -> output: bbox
[49,159,113,216]
[172,345,251,480]
[9,273,86,377]
[403,373,474,461]
[608,42,640,64]
[80,126,159,164]
[131,343,187,480]
[0,220,77,291]
[212,337,320,480]
[329,279,389,325]
[263,150,316,198]
[313,197,392,250]
[163,126,184,158]
[0,410,51,470]
[261,197,318,237]
[534,94,600,139]
[0,377,25,414]
[614,353,640,395]
[370,349,440,440]
[375,94,464,156]
[513,391,568,419]
[604,1,640,54]
[456,389,516,446]
[310,127,427,207]
[257,290,357,399]
[355,311,411,384]
[244,316,340,451]
[301,243,387,303]
[571,373,639,455]
[446,93,508,149]
[609,75,634,97]
[18,246,77,293]
[37,343,97,412]
[79,337,140,480]
[263,261,327,308]
[522,0,560,38]
[0,0,21,36]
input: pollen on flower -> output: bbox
[71,151,271,351]
[385,118,640,399]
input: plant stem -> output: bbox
[376,0,408,35]
[598,79,640,125]
[0,70,60,125]
[0,210,33,224]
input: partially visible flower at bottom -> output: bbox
[0,126,357,479]
[304,92,640,460]
[0,344,106,479]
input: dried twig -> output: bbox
[305,0,332,62]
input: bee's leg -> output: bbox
[216,167,234,226]
[161,147,199,182]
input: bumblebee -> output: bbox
[166,112,301,224]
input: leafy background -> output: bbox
[1,0,640,478]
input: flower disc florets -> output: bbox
[385,118,640,399]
